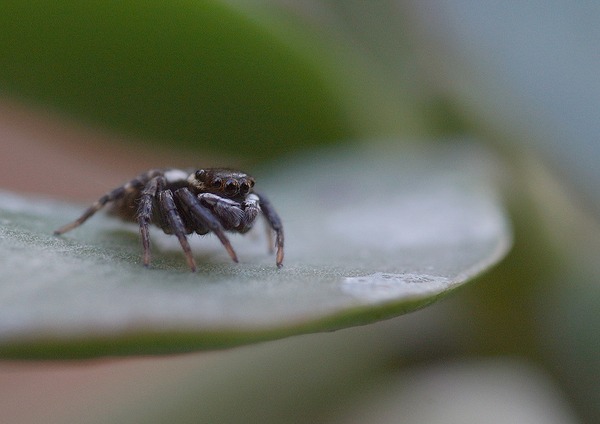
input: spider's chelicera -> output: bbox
[54,168,284,271]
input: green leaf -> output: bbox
[0,142,511,359]
[0,0,357,159]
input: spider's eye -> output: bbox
[240,181,250,194]
[195,170,206,181]
[211,178,222,188]
[225,179,238,194]
[249,179,255,188]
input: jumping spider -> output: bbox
[54,168,284,271]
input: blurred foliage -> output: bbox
[0,1,359,161]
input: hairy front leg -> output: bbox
[255,191,284,268]
[175,188,239,263]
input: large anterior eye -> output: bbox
[225,179,238,194]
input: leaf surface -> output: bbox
[0,142,511,358]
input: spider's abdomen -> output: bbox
[108,190,143,222]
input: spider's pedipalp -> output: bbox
[239,193,260,233]
[197,193,244,229]
[174,188,239,264]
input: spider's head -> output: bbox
[189,168,256,198]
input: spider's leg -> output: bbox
[255,191,284,268]
[53,173,152,235]
[136,175,163,268]
[157,189,197,272]
[197,193,244,230]
[175,188,239,263]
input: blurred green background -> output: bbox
[1,1,599,423]
[0,0,427,162]
[0,0,351,160]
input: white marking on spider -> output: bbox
[164,169,189,184]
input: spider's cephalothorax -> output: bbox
[54,168,284,271]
